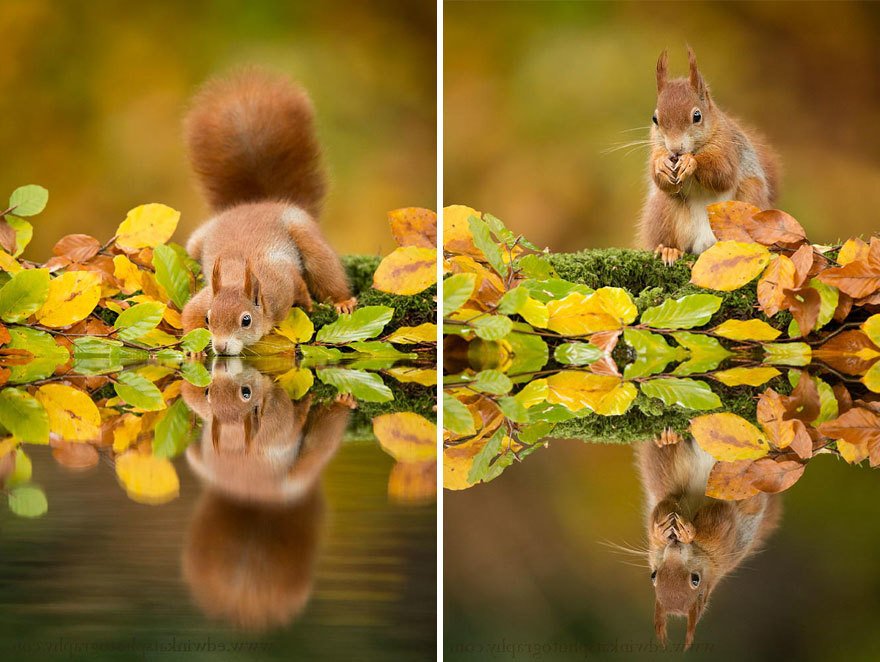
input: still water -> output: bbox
[0,360,436,662]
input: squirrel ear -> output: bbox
[244,260,261,306]
[656,49,668,93]
[212,257,222,295]
[687,46,708,100]
[684,596,705,651]
[211,418,221,451]
[654,600,668,648]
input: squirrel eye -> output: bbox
[241,313,252,328]
[690,573,701,588]
[692,109,702,124]
[240,385,252,400]
[650,570,657,584]
[652,112,658,126]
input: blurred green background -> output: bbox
[1,0,436,260]
[444,0,880,251]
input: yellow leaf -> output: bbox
[444,255,505,309]
[162,379,183,402]
[713,319,781,341]
[373,246,438,295]
[388,460,436,504]
[135,329,178,347]
[838,237,869,266]
[518,296,550,328]
[443,437,482,490]
[139,365,175,382]
[163,307,183,329]
[837,439,868,464]
[104,300,126,315]
[113,254,144,294]
[0,249,23,274]
[388,207,437,249]
[514,379,549,407]
[546,288,636,336]
[713,366,781,387]
[546,371,636,415]
[690,413,770,461]
[115,451,180,505]
[276,367,314,399]
[690,241,772,291]
[443,205,482,258]
[373,412,437,463]
[757,254,797,317]
[274,307,314,343]
[112,414,143,453]
[35,271,102,328]
[863,360,880,393]
[35,384,101,441]
[863,315,880,347]
[386,323,437,344]
[385,366,437,386]
[115,203,180,251]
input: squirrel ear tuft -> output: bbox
[212,257,222,294]
[684,596,705,651]
[244,259,261,306]
[656,49,668,93]
[687,46,708,100]
[654,600,668,648]
[211,418,221,451]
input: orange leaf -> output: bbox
[706,460,761,500]
[52,234,101,263]
[747,457,805,494]
[814,330,880,376]
[706,201,760,242]
[818,406,880,448]
[783,285,821,336]
[746,209,807,246]
[757,255,797,317]
[388,207,437,249]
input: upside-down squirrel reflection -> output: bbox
[636,432,782,650]
[180,360,354,630]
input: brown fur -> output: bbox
[636,437,781,650]
[639,48,780,260]
[180,70,355,353]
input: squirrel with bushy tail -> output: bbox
[181,69,356,354]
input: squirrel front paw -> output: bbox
[652,154,680,192]
[674,153,697,184]
[334,297,357,315]
[653,244,682,266]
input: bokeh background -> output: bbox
[1,0,436,260]
[444,0,880,251]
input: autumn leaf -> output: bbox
[757,254,797,317]
[837,237,870,266]
[112,254,143,294]
[706,201,761,242]
[545,371,636,415]
[372,246,437,295]
[712,319,781,341]
[388,207,436,248]
[747,209,807,246]
[35,384,101,441]
[756,388,796,448]
[443,205,483,259]
[814,330,880,375]
[690,412,770,461]
[818,407,880,451]
[690,241,771,291]
[714,366,781,387]
[35,271,102,328]
[115,451,180,505]
[386,323,437,344]
[52,234,101,263]
[817,253,880,299]
[445,255,505,310]
[546,288,636,336]
[747,457,805,493]
[706,460,761,500]
[115,203,180,251]
[783,285,821,336]
[373,412,437,463]
[274,307,314,343]
[51,439,99,469]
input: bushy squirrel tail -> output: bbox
[184,68,327,217]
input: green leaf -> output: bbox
[5,327,69,383]
[5,216,33,257]
[315,305,394,344]
[300,345,343,364]
[0,388,49,443]
[763,342,812,366]
[152,244,192,309]
[554,342,603,366]
[467,426,505,485]
[515,254,556,280]
[8,485,48,518]
[641,294,723,330]
[671,332,732,376]
[640,378,722,411]
[444,392,475,435]
[180,362,212,387]
[472,315,513,341]
[347,341,417,360]
[506,326,550,377]
[180,328,211,353]
[0,268,50,323]
[152,399,193,458]
[518,421,555,444]
[114,371,166,411]
[519,278,592,303]
[624,329,687,379]
[497,396,530,423]
[471,369,512,395]
[156,349,185,363]
[8,185,48,217]
[317,367,393,403]
[497,286,528,316]
[482,212,518,247]
[114,301,165,342]
[6,448,32,488]
[468,215,508,278]
[443,273,476,316]
[483,449,515,483]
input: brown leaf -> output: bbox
[814,330,880,375]
[818,406,880,447]
[0,348,34,366]
[780,371,821,423]
[589,329,621,354]
[789,243,814,286]
[706,201,760,242]
[0,367,9,387]
[832,384,853,415]
[43,255,71,273]
[747,457,805,494]
[588,355,620,377]
[817,257,880,299]
[833,292,853,323]
[0,220,17,254]
[388,208,437,249]
[783,285,821,336]
[747,209,807,246]
[706,459,761,500]
[757,388,795,448]
[50,439,99,470]
[757,255,797,317]
[53,234,101,263]
[0,324,10,346]
[789,420,813,460]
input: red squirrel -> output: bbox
[640,48,780,265]
[180,69,357,354]
[637,432,781,650]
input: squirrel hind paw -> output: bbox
[654,427,683,448]
[334,393,358,409]
[334,297,358,315]
[653,245,683,267]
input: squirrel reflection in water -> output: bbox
[180,360,354,630]
[636,431,781,650]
